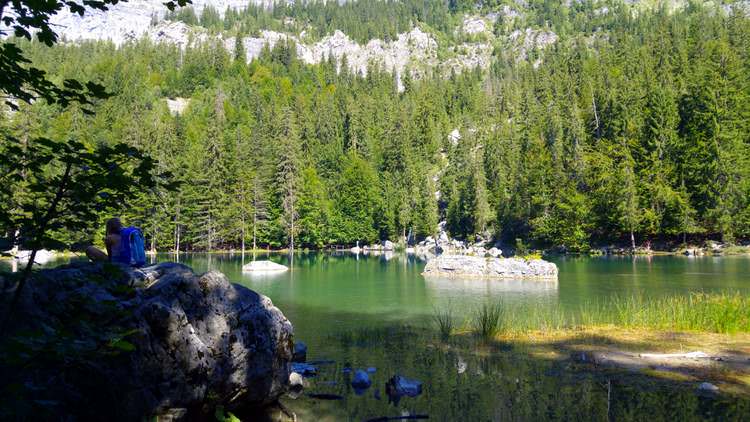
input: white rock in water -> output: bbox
[242,260,288,272]
[422,255,557,279]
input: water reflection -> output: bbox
[281,326,750,421]
[424,276,558,298]
[241,270,289,283]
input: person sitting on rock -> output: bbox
[85,218,123,262]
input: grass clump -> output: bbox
[433,306,455,341]
[473,301,506,341]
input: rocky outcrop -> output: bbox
[422,255,558,279]
[45,0,279,45]
[413,221,501,260]
[3,262,293,420]
[507,27,558,62]
[27,2,505,85]
[165,97,190,115]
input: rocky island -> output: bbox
[422,255,558,279]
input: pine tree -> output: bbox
[276,106,302,252]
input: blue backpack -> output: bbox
[117,227,146,266]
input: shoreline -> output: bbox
[3,247,749,262]
[447,326,750,397]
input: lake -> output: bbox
[4,253,750,420]
[170,253,750,337]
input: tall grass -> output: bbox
[472,302,506,341]
[433,306,455,341]
[451,292,750,340]
[607,292,750,334]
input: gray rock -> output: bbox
[487,247,502,257]
[9,262,294,420]
[422,255,557,279]
[383,240,395,251]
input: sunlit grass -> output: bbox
[459,292,750,339]
[607,292,750,334]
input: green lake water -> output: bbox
[171,253,750,338]
[4,253,750,420]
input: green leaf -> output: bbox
[109,339,135,352]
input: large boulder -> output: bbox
[3,262,293,420]
[422,255,557,279]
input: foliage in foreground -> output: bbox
[454,293,750,340]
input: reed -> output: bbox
[607,292,750,334]
[472,301,506,341]
[456,292,750,339]
[433,306,455,341]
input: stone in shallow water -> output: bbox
[697,382,719,393]
[292,362,317,377]
[386,375,423,405]
[288,372,306,399]
[352,369,372,390]
[242,260,288,272]
[293,341,307,362]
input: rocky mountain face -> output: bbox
[28,0,560,84]
[48,0,278,46]
[8,0,748,79]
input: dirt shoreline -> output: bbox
[455,327,750,397]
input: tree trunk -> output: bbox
[174,198,181,259]
[207,210,212,253]
[290,199,295,254]
[591,89,601,140]
[2,162,72,333]
[253,207,257,261]
[630,229,636,251]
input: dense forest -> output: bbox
[2,0,749,253]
